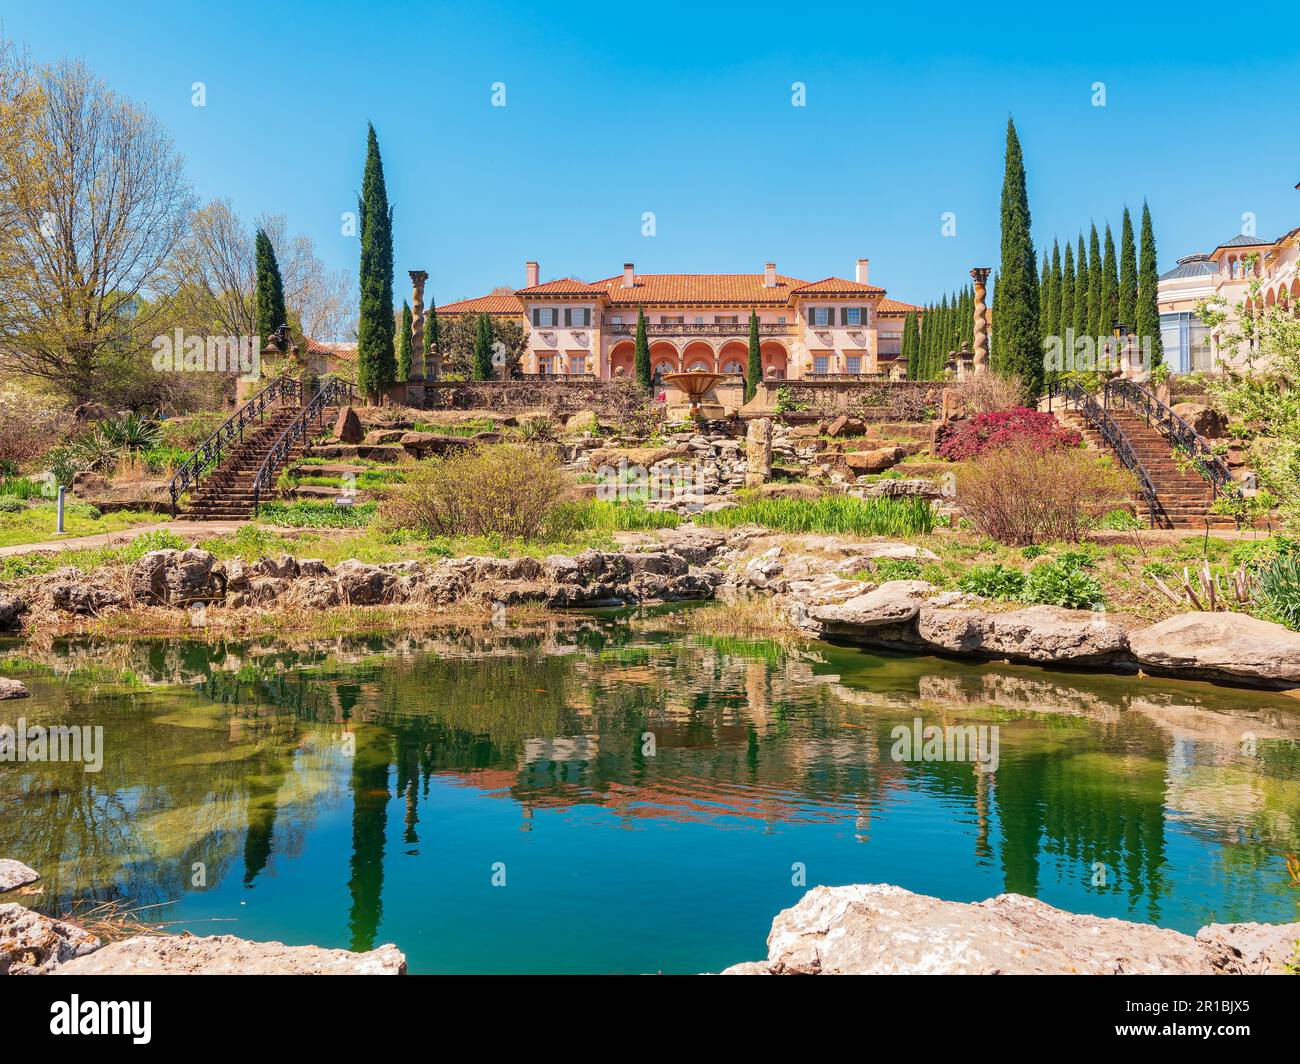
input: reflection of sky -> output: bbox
[3,626,1299,973]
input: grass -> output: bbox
[0,503,164,549]
[255,501,378,528]
[0,527,186,582]
[696,494,936,537]
[551,499,681,533]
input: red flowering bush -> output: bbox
[937,407,1081,461]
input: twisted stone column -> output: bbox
[970,267,991,374]
[408,270,428,382]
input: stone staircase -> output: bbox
[177,408,310,521]
[1058,405,1237,531]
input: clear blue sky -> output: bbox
[6,0,1298,308]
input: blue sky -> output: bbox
[5,0,1298,310]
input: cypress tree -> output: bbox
[745,310,762,401]
[1087,223,1103,340]
[472,313,494,380]
[254,228,287,346]
[995,118,1041,395]
[1041,247,1058,344]
[1103,225,1119,329]
[1060,242,1075,351]
[356,123,396,401]
[988,275,1000,371]
[1137,201,1164,368]
[1118,206,1138,330]
[634,307,651,388]
[1039,253,1051,345]
[1072,234,1089,344]
[397,301,413,381]
[424,301,440,380]
[936,293,950,377]
[901,310,920,379]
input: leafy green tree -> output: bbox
[1137,201,1164,368]
[472,312,494,379]
[1060,241,1075,344]
[1102,224,1119,332]
[397,301,413,381]
[423,300,440,379]
[254,228,287,346]
[901,309,920,379]
[1072,234,1089,343]
[356,123,396,401]
[745,309,761,401]
[1041,246,1058,344]
[1118,206,1138,330]
[634,307,651,388]
[995,118,1041,395]
[1087,223,1103,339]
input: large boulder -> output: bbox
[844,446,904,474]
[398,431,473,458]
[721,884,1209,975]
[333,405,365,444]
[587,445,689,471]
[0,678,28,700]
[917,605,1130,665]
[824,415,866,438]
[809,580,931,630]
[45,568,123,615]
[1171,402,1228,439]
[54,934,406,975]
[0,902,101,975]
[0,860,40,892]
[333,560,397,605]
[1129,612,1300,687]
[1196,921,1300,975]
[745,418,772,488]
[0,592,26,631]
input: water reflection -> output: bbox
[2,614,1298,971]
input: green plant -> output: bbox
[258,501,378,529]
[696,495,935,537]
[774,387,806,415]
[99,412,161,452]
[873,557,923,581]
[0,495,24,512]
[1024,558,1105,609]
[1255,554,1300,631]
[957,563,1027,600]
[1098,507,1143,531]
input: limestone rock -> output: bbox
[844,446,904,473]
[55,933,406,976]
[825,415,866,438]
[333,405,365,444]
[0,592,26,631]
[745,418,772,488]
[565,410,599,433]
[1196,921,1300,975]
[810,579,930,630]
[0,902,101,975]
[0,860,40,892]
[398,431,473,458]
[721,884,1208,975]
[45,568,123,615]
[0,677,29,700]
[1129,612,1300,686]
[333,560,396,605]
[918,605,1130,665]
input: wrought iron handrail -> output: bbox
[1046,379,1167,528]
[168,374,300,516]
[250,375,356,514]
[1104,378,1235,498]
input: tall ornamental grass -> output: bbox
[697,495,936,537]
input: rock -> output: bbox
[0,678,29,700]
[72,401,114,423]
[334,560,396,605]
[1196,921,1300,975]
[45,568,123,615]
[587,446,688,471]
[751,482,822,500]
[398,431,473,458]
[366,428,406,444]
[917,605,1130,665]
[0,902,101,975]
[656,527,727,566]
[254,554,299,580]
[810,579,931,630]
[856,542,940,562]
[565,410,599,433]
[333,405,365,444]
[844,446,903,473]
[129,548,178,605]
[721,884,1209,975]
[0,592,25,631]
[54,934,406,975]
[282,578,341,610]
[0,860,40,892]
[167,547,221,604]
[1129,612,1300,687]
[825,415,866,438]
[745,418,772,488]
[1171,402,1228,439]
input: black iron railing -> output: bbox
[1104,378,1235,499]
[169,374,300,516]
[1046,379,1167,527]
[250,375,356,514]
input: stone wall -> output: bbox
[421,378,647,418]
[767,380,946,422]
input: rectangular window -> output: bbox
[661,316,684,325]
[537,356,553,375]
[811,307,832,327]
[695,316,705,325]
[844,308,862,326]
[534,308,558,327]
[845,355,861,374]
[609,315,622,325]
[714,315,739,324]
[813,355,830,374]
[566,308,591,327]
[569,356,587,375]
[777,316,787,325]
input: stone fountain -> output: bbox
[662,370,728,423]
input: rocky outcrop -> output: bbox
[397,431,474,458]
[917,605,1132,665]
[1196,921,1300,975]
[843,446,904,474]
[809,580,930,631]
[0,903,101,975]
[0,860,40,892]
[721,884,1296,975]
[1171,402,1228,439]
[54,934,407,976]
[333,405,364,444]
[1129,612,1300,687]
[0,677,28,700]
[0,592,25,631]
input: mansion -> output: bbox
[436,259,921,380]
[1158,226,1300,372]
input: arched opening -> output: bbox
[718,340,747,377]
[760,341,788,380]
[650,341,679,383]
[608,340,635,378]
[681,341,715,372]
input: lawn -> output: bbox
[0,502,164,548]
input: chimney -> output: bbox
[855,258,869,284]
[764,262,777,287]
[525,260,539,288]
[622,262,635,289]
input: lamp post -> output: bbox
[1111,321,1132,379]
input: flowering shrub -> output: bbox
[937,407,1081,461]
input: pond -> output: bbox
[2,610,1299,974]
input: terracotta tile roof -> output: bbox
[305,337,358,360]
[792,276,886,296]
[600,273,808,305]
[877,298,924,315]
[436,293,524,315]
[516,278,609,297]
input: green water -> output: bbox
[2,611,1299,973]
